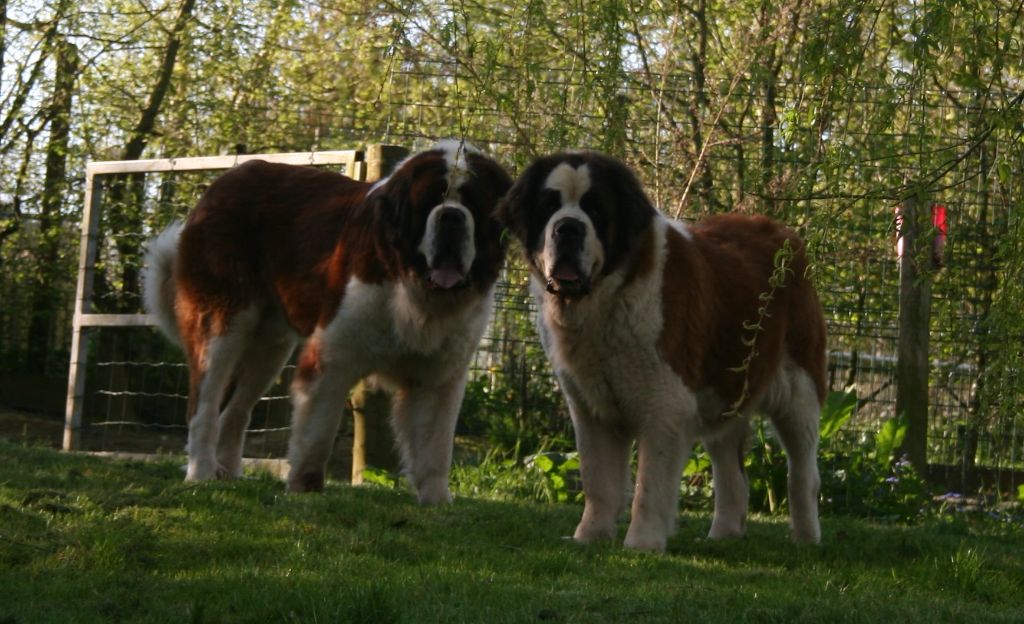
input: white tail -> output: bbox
[142,222,184,346]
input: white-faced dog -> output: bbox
[499,151,826,551]
[143,141,511,503]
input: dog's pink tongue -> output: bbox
[430,267,464,289]
[552,264,581,282]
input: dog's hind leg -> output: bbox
[215,320,297,478]
[184,309,259,481]
[703,416,752,540]
[768,367,822,544]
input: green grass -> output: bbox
[1,439,1022,623]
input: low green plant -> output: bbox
[680,447,713,509]
[817,391,931,521]
[450,443,551,502]
[459,371,573,454]
[451,442,586,504]
[524,451,581,503]
[684,390,933,521]
[746,421,789,513]
[361,466,402,489]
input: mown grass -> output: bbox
[1,439,1022,623]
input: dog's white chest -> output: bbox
[324,277,490,384]
[535,263,689,425]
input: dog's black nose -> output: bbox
[553,218,585,243]
[438,207,466,228]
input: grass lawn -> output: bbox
[1,438,1022,623]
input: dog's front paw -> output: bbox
[415,481,453,505]
[573,521,616,544]
[185,455,218,482]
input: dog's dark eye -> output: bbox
[540,189,562,212]
[459,186,480,214]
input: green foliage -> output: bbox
[745,421,789,514]
[684,392,933,522]
[818,409,931,522]
[459,373,571,453]
[820,390,858,442]
[450,444,553,503]
[525,451,582,504]
[449,444,583,505]
[874,416,908,470]
[361,466,402,489]
[458,264,574,453]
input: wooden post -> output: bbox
[349,144,409,484]
[895,195,932,472]
[64,172,105,450]
[364,144,410,182]
[350,380,400,484]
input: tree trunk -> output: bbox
[94,0,195,426]
[599,0,627,155]
[688,0,715,210]
[758,0,777,213]
[26,37,77,373]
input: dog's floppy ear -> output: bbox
[609,158,657,244]
[495,184,523,243]
[465,151,514,250]
[370,184,405,258]
[496,160,544,246]
[467,152,514,203]
[499,187,538,253]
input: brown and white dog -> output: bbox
[143,141,511,503]
[499,151,826,551]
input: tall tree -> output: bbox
[26,32,77,372]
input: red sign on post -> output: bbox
[895,203,947,269]
[931,204,947,268]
